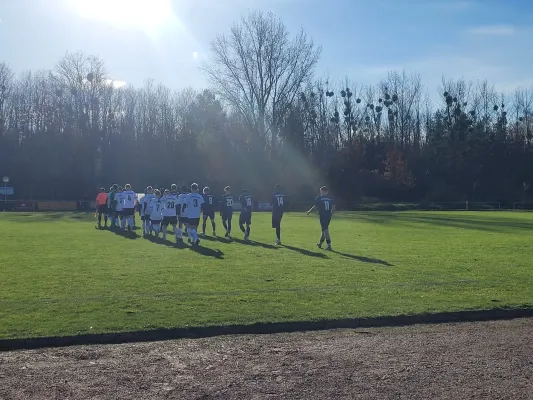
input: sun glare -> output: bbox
[69,0,174,32]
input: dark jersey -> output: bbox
[222,194,234,214]
[315,195,334,218]
[202,194,215,212]
[272,192,285,213]
[239,194,253,213]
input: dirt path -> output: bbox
[1,318,533,399]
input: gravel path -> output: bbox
[1,318,533,399]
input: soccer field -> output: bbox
[1,211,533,340]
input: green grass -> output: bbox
[1,211,533,340]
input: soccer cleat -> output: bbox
[275,239,281,245]
[213,230,216,236]
[195,239,201,246]
[200,232,206,237]
[317,242,323,249]
[326,245,332,251]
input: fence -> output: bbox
[1,199,533,212]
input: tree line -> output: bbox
[0,11,532,203]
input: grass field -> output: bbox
[1,211,533,340]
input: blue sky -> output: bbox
[1,0,532,94]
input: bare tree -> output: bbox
[201,11,321,152]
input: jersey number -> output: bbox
[193,199,198,207]
[208,197,213,205]
[156,204,160,211]
[128,195,132,201]
[246,198,252,207]
[324,201,330,211]
[226,199,233,206]
[277,197,284,206]
[167,202,175,209]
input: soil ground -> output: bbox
[1,318,533,400]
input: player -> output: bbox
[121,184,138,231]
[238,189,253,242]
[107,185,118,228]
[306,186,335,250]
[182,183,204,246]
[161,188,179,242]
[201,186,216,236]
[141,186,156,235]
[115,186,125,229]
[148,189,163,236]
[95,187,108,228]
[271,184,285,245]
[176,185,189,241]
[221,186,234,239]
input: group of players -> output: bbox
[95,183,336,250]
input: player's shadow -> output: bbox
[200,235,228,244]
[188,245,224,259]
[282,245,328,259]
[332,251,393,267]
[110,227,138,240]
[232,238,279,250]
[145,235,187,249]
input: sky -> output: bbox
[1,0,532,95]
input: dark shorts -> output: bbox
[239,212,252,225]
[203,210,215,219]
[122,208,135,217]
[320,215,331,231]
[97,204,107,214]
[162,216,178,226]
[221,211,233,221]
[150,218,162,225]
[116,209,124,217]
[272,211,283,228]
[187,217,200,226]
[141,215,148,221]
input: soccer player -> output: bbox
[201,186,216,236]
[239,189,253,242]
[221,186,234,239]
[183,183,204,246]
[95,187,108,228]
[107,185,118,228]
[149,189,163,236]
[141,186,156,235]
[306,186,335,250]
[271,184,285,245]
[122,184,138,231]
[176,185,189,241]
[161,188,179,242]
[115,186,125,229]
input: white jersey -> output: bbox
[149,198,164,220]
[161,194,179,217]
[142,194,156,215]
[177,193,188,216]
[122,190,137,209]
[183,192,205,219]
[115,192,124,211]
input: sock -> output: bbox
[153,225,159,235]
[97,214,102,225]
[104,215,108,226]
[174,226,179,238]
[128,216,133,229]
[246,226,250,237]
[239,223,246,233]
[121,217,126,230]
[212,221,216,232]
[228,220,232,234]
[162,226,167,238]
[276,226,281,240]
[191,228,198,241]
[319,232,325,244]
[202,220,207,234]
[222,220,228,231]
